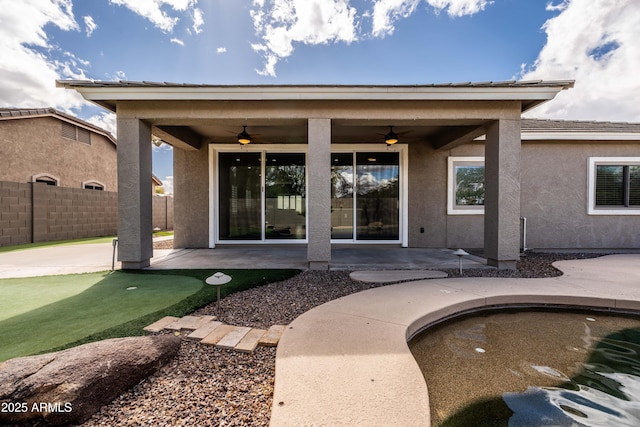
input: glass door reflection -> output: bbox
[218,152,262,240]
[356,152,399,240]
[265,153,306,240]
[331,153,354,239]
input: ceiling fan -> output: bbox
[377,126,413,145]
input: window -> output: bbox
[447,157,484,215]
[61,121,91,144]
[32,173,59,186]
[588,157,640,215]
[83,181,105,191]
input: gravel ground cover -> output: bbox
[82,247,605,426]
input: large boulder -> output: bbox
[0,335,180,426]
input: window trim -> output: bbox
[588,157,640,215]
[31,173,59,186]
[447,156,485,215]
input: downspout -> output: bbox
[520,216,528,253]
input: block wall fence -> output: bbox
[0,181,173,246]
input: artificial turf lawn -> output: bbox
[0,269,299,362]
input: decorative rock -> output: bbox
[0,335,180,426]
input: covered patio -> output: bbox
[57,80,573,270]
[148,245,489,271]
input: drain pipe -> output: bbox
[520,217,528,253]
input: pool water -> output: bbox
[409,309,640,426]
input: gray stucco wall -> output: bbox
[407,139,640,250]
[521,141,640,249]
[173,143,209,248]
[180,139,638,251]
[407,142,485,249]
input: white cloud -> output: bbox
[86,111,117,135]
[427,0,492,17]
[103,70,127,81]
[161,176,174,195]
[250,0,358,77]
[84,15,97,37]
[192,7,204,34]
[371,0,420,37]
[371,0,491,37]
[0,0,88,109]
[251,0,491,75]
[108,0,201,33]
[521,0,640,122]
[217,47,227,54]
[171,38,185,46]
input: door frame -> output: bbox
[330,144,408,246]
[209,143,408,247]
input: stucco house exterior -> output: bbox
[0,108,175,246]
[56,80,639,270]
[0,108,117,190]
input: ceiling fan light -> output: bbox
[384,127,398,145]
[237,126,251,145]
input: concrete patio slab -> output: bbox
[270,254,640,427]
[350,270,448,283]
[147,246,489,271]
[0,242,487,278]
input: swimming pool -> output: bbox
[409,308,640,426]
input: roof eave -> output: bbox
[56,80,574,113]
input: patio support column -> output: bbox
[307,118,332,270]
[117,117,153,269]
[484,118,521,269]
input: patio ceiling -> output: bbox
[180,120,487,146]
[150,117,491,151]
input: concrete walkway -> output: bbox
[0,243,486,278]
[269,254,640,427]
[0,243,173,279]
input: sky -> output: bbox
[1,0,639,193]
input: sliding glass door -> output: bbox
[218,151,306,241]
[265,153,306,239]
[331,151,400,241]
[218,152,262,240]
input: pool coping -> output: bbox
[270,254,640,427]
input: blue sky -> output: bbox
[1,0,639,192]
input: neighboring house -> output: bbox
[0,108,173,246]
[152,175,164,194]
[0,108,117,190]
[57,80,639,270]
